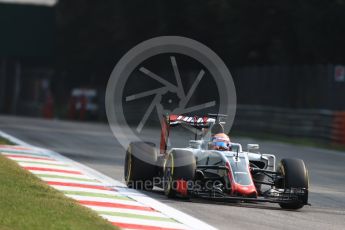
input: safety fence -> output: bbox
[233,105,345,146]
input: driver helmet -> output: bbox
[212,133,231,151]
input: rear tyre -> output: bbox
[278,158,309,209]
[124,142,157,190]
[164,150,196,198]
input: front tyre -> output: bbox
[278,158,309,209]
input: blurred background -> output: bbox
[0,0,345,146]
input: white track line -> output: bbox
[86,206,169,218]
[66,195,148,207]
[16,162,74,170]
[1,151,50,157]
[39,178,103,186]
[101,215,187,229]
[51,186,123,195]
[7,158,69,165]
[30,171,92,179]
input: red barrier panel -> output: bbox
[333,111,345,145]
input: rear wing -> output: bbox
[159,114,217,154]
[167,115,216,129]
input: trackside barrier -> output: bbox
[233,105,345,146]
[333,111,345,145]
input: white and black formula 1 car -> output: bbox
[124,114,310,209]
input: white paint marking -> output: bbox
[66,195,148,207]
[17,162,73,170]
[30,171,92,179]
[101,215,187,229]
[39,177,103,186]
[85,206,168,218]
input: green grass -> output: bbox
[232,131,345,152]
[0,137,13,145]
[0,155,118,230]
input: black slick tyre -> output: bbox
[124,142,157,190]
[278,158,309,209]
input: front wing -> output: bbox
[190,188,309,205]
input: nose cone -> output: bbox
[233,183,257,197]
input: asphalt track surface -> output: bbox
[0,115,344,230]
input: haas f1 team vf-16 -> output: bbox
[124,114,310,209]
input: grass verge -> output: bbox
[232,131,345,152]
[0,155,117,230]
[0,136,13,145]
